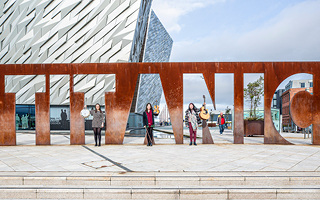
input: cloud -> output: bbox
[157,0,320,114]
[170,0,320,61]
[159,74,234,112]
[151,0,225,33]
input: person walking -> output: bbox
[85,103,105,146]
[185,103,202,146]
[143,103,155,146]
[217,112,225,135]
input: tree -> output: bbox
[244,76,264,120]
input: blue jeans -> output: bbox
[219,125,225,134]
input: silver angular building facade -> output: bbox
[1,0,172,104]
[0,0,172,130]
[134,10,173,114]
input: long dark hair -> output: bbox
[145,103,153,113]
[188,103,196,113]
[95,103,102,113]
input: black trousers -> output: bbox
[93,127,101,145]
[146,127,153,144]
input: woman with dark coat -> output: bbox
[143,103,155,146]
[185,103,203,146]
[85,103,105,146]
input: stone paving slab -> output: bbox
[155,126,313,145]
[0,144,320,173]
[16,127,313,145]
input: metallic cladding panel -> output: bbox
[134,10,173,114]
[0,0,160,106]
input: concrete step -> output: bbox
[1,173,320,187]
[0,186,320,199]
[0,172,320,199]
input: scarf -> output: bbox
[189,110,197,131]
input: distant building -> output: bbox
[282,87,313,130]
[272,89,285,114]
[285,79,313,91]
[282,79,313,131]
[159,106,169,124]
[1,0,172,130]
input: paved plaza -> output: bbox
[1,129,317,172]
[0,129,319,199]
[15,125,313,146]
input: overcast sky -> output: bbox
[152,0,319,113]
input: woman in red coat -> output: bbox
[143,103,155,146]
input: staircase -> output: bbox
[0,172,319,199]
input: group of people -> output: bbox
[184,104,226,146]
[86,102,226,147]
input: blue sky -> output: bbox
[152,0,320,112]
[163,0,306,42]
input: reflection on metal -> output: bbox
[0,62,320,145]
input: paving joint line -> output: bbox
[82,145,133,172]
[287,149,320,171]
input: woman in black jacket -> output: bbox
[143,103,155,146]
[185,103,202,146]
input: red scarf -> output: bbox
[147,110,153,127]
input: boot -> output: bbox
[189,142,192,146]
[194,142,197,146]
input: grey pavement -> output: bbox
[16,126,313,145]
[0,130,319,173]
[1,130,320,199]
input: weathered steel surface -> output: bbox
[159,63,184,144]
[234,63,244,144]
[105,63,139,144]
[244,120,264,137]
[290,91,313,129]
[35,93,50,145]
[0,93,16,145]
[264,62,309,144]
[202,120,214,144]
[290,68,320,145]
[313,63,320,145]
[70,92,85,145]
[0,62,319,145]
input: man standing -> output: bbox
[217,112,225,135]
[63,109,68,129]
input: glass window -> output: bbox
[16,105,35,130]
[310,82,313,87]
[301,83,305,88]
[50,106,70,130]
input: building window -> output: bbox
[310,82,313,87]
[16,105,35,130]
[301,83,305,88]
